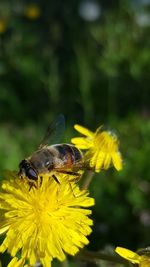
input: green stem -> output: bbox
[81,170,95,190]
[61,258,69,267]
[32,261,42,267]
[76,250,131,266]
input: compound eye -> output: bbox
[19,159,26,169]
[27,168,38,181]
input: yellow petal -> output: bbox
[115,247,140,264]
[141,258,150,267]
[71,137,92,149]
[40,257,52,267]
[112,152,123,171]
[103,154,112,170]
[0,225,9,235]
[0,173,94,267]
[94,125,103,136]
[7,257,26,267]
[95,152,105,172]
[74,125,94,138]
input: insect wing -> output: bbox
[39,114,65,148]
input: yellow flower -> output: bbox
[71,124,122,173]
[0,173,94,267]
[24,4,41,20]
[0,19,7,33]
[115,247,150,267]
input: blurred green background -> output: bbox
[0,0,150,266]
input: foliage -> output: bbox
[0,0,149,124]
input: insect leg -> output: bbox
[55,170,81,177]
[68,181,86,198]
[52,174,60,184]
[55,170,82,183]
[68,175,82,183]
[28,181,37,190]
[68,182,76,197]
[29,182,33,191]
[39,176,43,186]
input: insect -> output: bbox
[18,115,85,185]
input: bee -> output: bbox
[18,115,84,185]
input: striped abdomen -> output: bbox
[52,144,83,169]
[29,144,83,172]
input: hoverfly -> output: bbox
[18,115,85,185]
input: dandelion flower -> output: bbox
[0,173,94,267]
[0,19,7,34]
[71,124,122,173]
[115,247,150,267]
[24,4,41,20]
